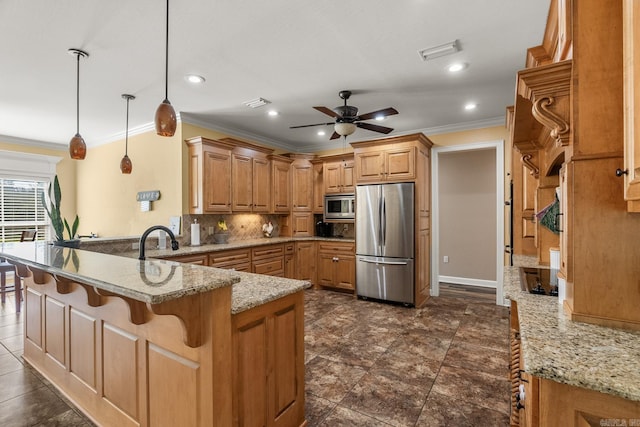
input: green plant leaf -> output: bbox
[71,215,79,239]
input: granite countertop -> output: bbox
[505,255,640,402]
[134,236,355,260]
[0,242,310,313]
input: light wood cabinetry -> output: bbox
[323,154,355,194]
[290,154,314,212]
[294,241,316,284]
[270,155,293,213]
[508,0,640,330]
[231,291,305,427]
[353,142,415,183]
[209,248,251,272]
[352,133,433,307]
[284,243,295,278]
[290,212,314,237]
[252,244,285,277]
[230,144,271,213]
[168,253,208,265]
[316,241,355,291]
[185,137,233,214]
[311,159,324,213]
[622,0,640,210]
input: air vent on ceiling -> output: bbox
[243,97,271,108]
[418,40,460,61]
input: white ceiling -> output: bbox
[0,0,550,153]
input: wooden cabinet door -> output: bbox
[201,146,232,213]
[295,241,315,283]
[316,252,336,286]
[272,158,291,212]
[334,254,355,290]
[312,161,324,213]
[232,153,253,212]
[323,162,342,194]
[355,151,385,182]
[623,0,640,209]
[292,161,313,211]
[291,212,313,237]
[385,146,415,180]
[252,157,270,212]
[341,160,355,193]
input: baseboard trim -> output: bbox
[439,276,497,289]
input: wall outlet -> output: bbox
[443,255,449,263]
[208,226,214,234]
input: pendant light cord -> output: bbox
[76,52,80,135]
[125,97,130,155]
[164,0,169,102]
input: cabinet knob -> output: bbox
[616,168,629,177]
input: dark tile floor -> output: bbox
[0,286,510,426]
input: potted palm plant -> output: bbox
[41,175,81,248]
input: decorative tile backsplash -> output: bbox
[183,213,285,245]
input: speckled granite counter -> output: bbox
[505,255,640,402]
[0,241,310,313]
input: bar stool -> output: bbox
[0,230,36,312]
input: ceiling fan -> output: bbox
[290,90,398,140]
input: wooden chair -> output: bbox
[0,230,36,312]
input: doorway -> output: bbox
[430,140,505,306]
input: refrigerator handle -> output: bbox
[381,193,386,248]
[359,258,409,266]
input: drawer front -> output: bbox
[284,243,295,254]
[252,244,285,260]
[209,249,251,267]
[317,241,355,254]
[253,258,284,276]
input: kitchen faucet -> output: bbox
[138,225,179,260]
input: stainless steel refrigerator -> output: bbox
[356,182,414,305]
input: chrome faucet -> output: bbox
[139,225,179,260]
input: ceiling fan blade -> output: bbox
[356,122,394,134]
[330,131,341,140]
[289,122,334,129]
[313,106,341,118]
[357,107,399,121]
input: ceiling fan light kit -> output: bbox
[155,0,177,137]
[418,40,459,61]
[68,48,89,160]
[290,90,398,140]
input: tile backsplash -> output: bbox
[183,214,284,245]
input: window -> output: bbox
[0,178,48,242]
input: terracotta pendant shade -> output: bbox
[121,94,135,174]
[120,154,132,174]
[155,0,176,137]
[155,99,177,137]
[69,133,86,160]
[68,48,89,160]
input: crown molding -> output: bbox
[0,134,67,151]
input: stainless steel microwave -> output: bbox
[324,194,355,221]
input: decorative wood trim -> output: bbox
[522,154,540,178]
[150,293,204,348]
[532,97,570,147]
[93,288,147,325]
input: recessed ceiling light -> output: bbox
[464,103,478,110]
[317,130,326,136]
[447,62,467,73]
[267,110,278,117]
[185,74,205,84]
[375,115,385,121]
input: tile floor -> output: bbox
[0,286,510,426]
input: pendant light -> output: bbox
[68,48,89,159]
[120,94,135,174]
[154,0,177,137]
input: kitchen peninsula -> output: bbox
[0,242,308,427]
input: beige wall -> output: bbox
[0,140,77,229]
[75,129,183,237]
[438,148,497,281]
